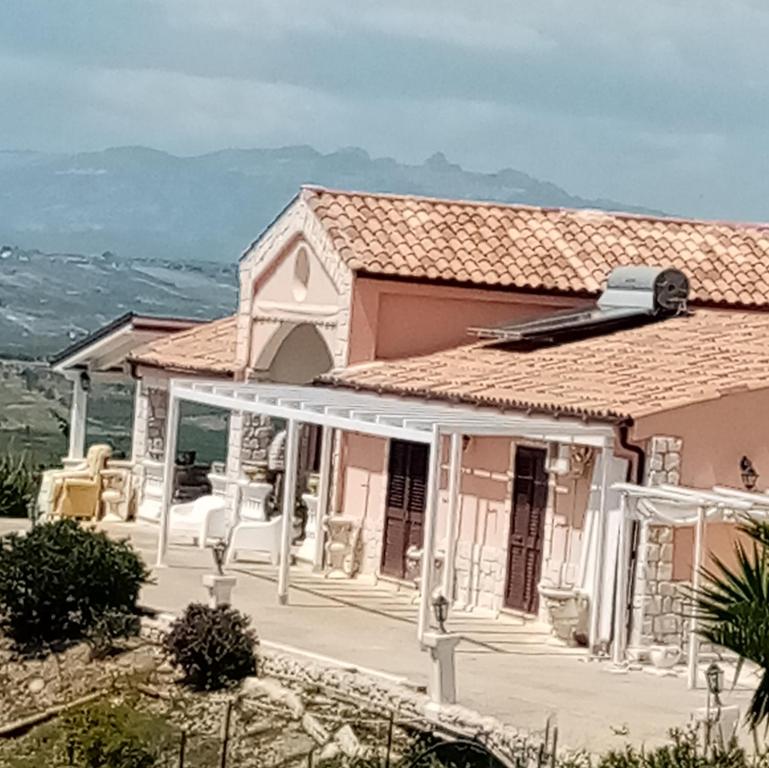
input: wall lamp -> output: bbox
[740,456,759,492]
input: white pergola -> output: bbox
[157,378,617,642]
[611,482,769,689]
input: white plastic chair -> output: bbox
[226,480,281,565]
[169,495,229,549]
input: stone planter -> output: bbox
[306,472,320,496]
[537,583,589,646]
[649,644,681,669]
[243,462,270,484]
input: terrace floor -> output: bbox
[0,518,757,753]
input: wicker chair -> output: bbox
[49,444,112,520]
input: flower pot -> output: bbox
[649,644,681,669]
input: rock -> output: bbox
[334,724,361,758]
[301,713,331,745]
[27,677,45,694]
[317,743,341,764]
[240,677,304,718]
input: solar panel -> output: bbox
[469,305,652,343]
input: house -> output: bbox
[52,187,769,662]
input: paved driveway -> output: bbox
[0,518,756,753]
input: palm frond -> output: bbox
[694,529,769,728]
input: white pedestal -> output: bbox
[421,631,461,705]
[202,574,237,609]
[295,492,319,563]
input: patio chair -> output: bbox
[226,515,282,565]
[136,458,164,523]
[226,479,281,565]
[49,444,113,521]
[324,517,362,578]
[37,444,113,519]
[168,494,230,548]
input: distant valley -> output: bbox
[0,246,237,359]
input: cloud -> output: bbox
[0,0,768,219]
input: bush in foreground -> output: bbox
[164,603,258,690]
[0,519,149,649]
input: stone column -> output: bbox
[130,379,149,464]
[146,386,169,461]
[630,435,684,649]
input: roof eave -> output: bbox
[317,376,629,426]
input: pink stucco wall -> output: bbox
[348,276,588,364]
[635,386,769,581]
[338,432,517,575]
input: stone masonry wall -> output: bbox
[453,541,507,613]
[630,435,689,650]
[241,413,275,467]
[145,386,169,460]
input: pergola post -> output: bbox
[611,492,630,665]
[313,425,334,571]
[277,419,300,605]
[589,441,612,651]
[687,505,706,689]
[629,517,650,649]
[155,391,180,567]
[67,372,88,459]
[442,433,463,601]
[418,425,442,641]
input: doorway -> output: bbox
[504,446,548,613]
[381,439,429,580]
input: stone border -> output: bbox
[140,615,540,761]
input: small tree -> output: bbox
[695,516,769,728]
[0,519,149,649]
[164,603,257,690]
[8,697,176,768]
[0,451,39,518]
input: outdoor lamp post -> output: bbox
[706,661,724,707]
[740,456,759,491]
[432,593,449,633]
[203,538,236,608]
[211,539,227,575]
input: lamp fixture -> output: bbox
[432,593,449,633]
[705,661,724,707]
[740,456,759,492]
[79,370,91,393]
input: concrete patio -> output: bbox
[0,518,757,753]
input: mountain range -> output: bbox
[0,145,663,264]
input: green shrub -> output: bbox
[164,603,258,690]
[0,451,39,518]
[0,519,149,649]
[560,728,769,768]
[8,697,177,768]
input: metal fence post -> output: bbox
[220,700,234,768]
[178,729,187,768]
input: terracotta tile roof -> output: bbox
[304,187,769,308]
[129,315,237,375]
[320,310,769,422]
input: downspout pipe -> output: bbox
[613,419,647,654]
[616,419,645,484]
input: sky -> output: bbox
[1,0,768,220]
